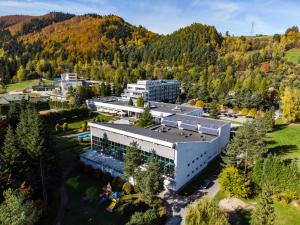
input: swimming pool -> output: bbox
[72,132,91,139]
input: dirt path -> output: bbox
[53,163,76,225]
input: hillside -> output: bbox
[19,14,156,58]
[0,15,34,29]
[7,12,75,35]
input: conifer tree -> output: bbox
[124,141,142,181]
[128,97,134,106]
[251,188,276,225]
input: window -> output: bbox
[196,157,199,160]
[187,163,190,167]
[192,160,195,163]
[192,170,194,174]
[187,174,190,177]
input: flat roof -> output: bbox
[90,122,216,143]
[164,114,229,129]
[91,98,200,115]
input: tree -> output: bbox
[16,66,26,81]
[136,155,164,206]
[281,87,300,122]
[263,107,275,131]
[185,198,229,225]
[0,126,23,192]
[16,107,48,202]
[81,121,88,131]
[251,189,276,225]
[136,106,152,127]
[136,96,144,108]
[218,166,252,198]
[55,123,61,132]
[222,121,266,175]
[124,142,142,181]
[126,208,159,225]
[209,101,220,119]
[0,188,39,225]
[176,96,182,105]
[128,97,134,106]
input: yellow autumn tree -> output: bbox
[282,87,300,122]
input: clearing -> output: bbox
[268,123,300,168]
[285,48,300,64]
[6,79,52,92]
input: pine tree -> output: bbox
[136,96,144,108]
[0,126,22,191]
[0,188,39,225]
[136,154,164,206]
[124,141,142,181]
[209,101,220,119]
[128,97,134,106]
[251,189,276,225]
[137,106,152,127]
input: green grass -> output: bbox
[285,48,300,64]
[6,79,52,92]
[274,201,300,225]
[268,124,300,168]
[63,172,132,225]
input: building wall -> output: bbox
[174,137,220,191]
[90,126,175,160]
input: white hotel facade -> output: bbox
[82,100,230,191]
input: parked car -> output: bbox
[201,179,212,189]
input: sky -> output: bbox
[0,0,299,35]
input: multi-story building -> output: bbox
[121,80,180,103]
[81,114,230,191]
[60,73,82,96]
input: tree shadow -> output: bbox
[228,207,251,225]
[268,144,298,157]
[273,123,288,132]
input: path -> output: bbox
[53,163,75,225]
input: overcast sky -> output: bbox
[0,0,298,35]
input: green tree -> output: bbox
[0,188,39,225]
[62,122,68,131]
[136,155,164,206]
[0,126,22,191]
[209,101,220,119]
[218,166,252,198]
[251,189,276,225]
[249,108,257,118]
[81,121,88,131]
[128,97,134,106]
[124,142,142,181]
[185,198,229,225]
[126,209,159,225]
[136,106,152,127]
[222,121,266,175]
[136,96,144,108]
[16,66,26,81]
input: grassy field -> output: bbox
[6,79,52,92]
[285,48,300,64]
[268,124,300,168]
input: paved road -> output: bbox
[162,177,220,225]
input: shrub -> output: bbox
[62,122,68,131]
[241,108,249,116]
[195,100,205,108]
[122,182,133,195]
[66,176,80,190]
[232,106,240,114]
[249,108,257,118]
[85,186,98,199]
[126,209,160,225]
[55,123,61,132]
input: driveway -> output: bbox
[162,177,220,225]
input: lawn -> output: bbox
[63,171,132,225]
[285,48,300,64]
[268,124,300,168]
[6,79,52,92]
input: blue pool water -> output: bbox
[73,132,91,139]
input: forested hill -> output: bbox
[0,15,34,29]
[0,12,299,112]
